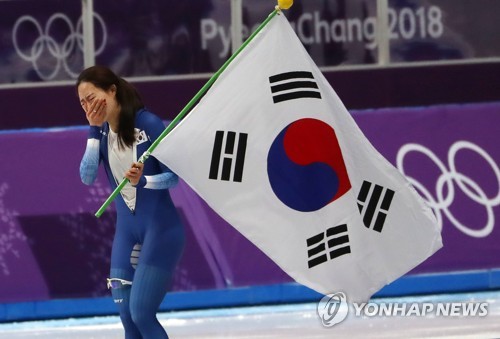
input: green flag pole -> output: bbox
[95,7,282,217]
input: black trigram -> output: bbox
[306,224,351,269]
[269,71,322,104]
[209,131,248,182]
[357,180,395,232]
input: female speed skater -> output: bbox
[77,65,184,338]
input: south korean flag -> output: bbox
[152,13,442,303]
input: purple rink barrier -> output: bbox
[0,102,499,307]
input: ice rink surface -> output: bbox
[1,291,499,339]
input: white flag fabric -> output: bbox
[152,12,442,303]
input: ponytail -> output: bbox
[115,78,144,148]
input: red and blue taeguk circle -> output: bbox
[267,118,351,212]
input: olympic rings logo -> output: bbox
[396,141,500,238]
[12,13,107,81]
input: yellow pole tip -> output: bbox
[277,0,293,10]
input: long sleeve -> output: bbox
[80,126,101,185]
[134,172,179,189]
[132,111,179,190]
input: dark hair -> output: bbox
[76,65,144,148]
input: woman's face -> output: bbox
[78,81,118,121]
